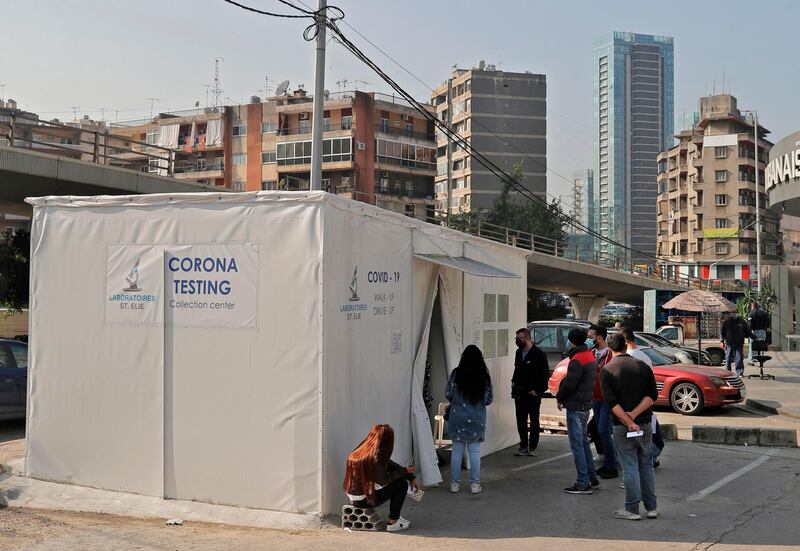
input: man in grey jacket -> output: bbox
[556,327,598,494]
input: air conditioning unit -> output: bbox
[401,114,410,121]
[357,141,366,150]
[381,171,389,178]
[393,120,401,126]
[299,112,309,120]
[380,178,389,189]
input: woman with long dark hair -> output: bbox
[445,344,493,494]
[343,424,417,532]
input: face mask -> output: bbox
[585,338,594,347]
[515,338,526,348]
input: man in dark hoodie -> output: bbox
[556,327,598,494]
[511,328,550,457]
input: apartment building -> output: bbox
[656,94,782,283]
[566,169,595,259]
[110,90,437,221]
[594,32,674,264]
[432,62,547,213]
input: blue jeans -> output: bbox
[725,346,745,376]
[592,399,618,470]
[613,424,657,514]
[451,441,481,484]
[566,410,597,488]
[749,330,767,364]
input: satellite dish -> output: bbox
[275,80,290,96]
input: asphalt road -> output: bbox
[2,433,799,549]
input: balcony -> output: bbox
[376,188,436,203]
[173,161,224,180]
[375,123,435,142]
[375,155,436,173]
[274,121,353,138]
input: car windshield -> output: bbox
[641,347,677,366]
[643,333,677,347]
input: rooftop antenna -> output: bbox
[203,84,211,108]
[145,97,159,119]
[498,55,503,71]
[67,106,80,122]
[336,78,349,92]
[212,57,224,108]
[275,80,290,96]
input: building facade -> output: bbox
[110,90,437,221]
[593,32,674,264]
[656,94,781,283]
[432,63,547,213]
[566,169,595,260]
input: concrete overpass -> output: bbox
[0,146,216,216]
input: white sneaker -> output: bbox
[470,483,482,494]
[386,516,411,532]
[646,510,658,519]
[593,454,604,463]
[450,482,460,493]
[612,508,641,521]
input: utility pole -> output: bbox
[310,0,327,192]
[446,77,453,218]
[754,110,762,292]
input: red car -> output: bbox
[547,347,745,415]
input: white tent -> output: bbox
[24,191,528,517]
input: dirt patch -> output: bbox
[0,438,25,466]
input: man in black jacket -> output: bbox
[721,312,755,376]
[511,328,549,457]
[556,327,598,494]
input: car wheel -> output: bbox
[706,349,724,366]
[670,382,704,416]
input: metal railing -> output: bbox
[374,123,435,142]
[0,112,176,175]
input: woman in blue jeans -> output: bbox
[446,344,493,494]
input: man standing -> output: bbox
[588,324,618,479]
[511,328,549,457]
[601,334,659,520]
[620,326,653,368]
[747,302,770,367]
[721,312,755,376]
[556,328,598,494]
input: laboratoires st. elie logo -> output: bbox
[348,266,360,302]
[123,257,142,292]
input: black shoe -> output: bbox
[590,479,600,488]
[564,484,593,495]
[598,467,619,479]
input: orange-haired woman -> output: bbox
[343,424,417,532]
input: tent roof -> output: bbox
[414,254,520,278]
[26,191,530,259]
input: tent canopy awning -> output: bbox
[414,253,520,279]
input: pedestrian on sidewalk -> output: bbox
[556,327,599,495]
[721,311,755,376]
[589,324,619,479]
[511,327,549,457]
[601,334,659,521]
[621,326,660,467]
[446,344,493,495]
[747,302,770,367]
[344,424,417,532]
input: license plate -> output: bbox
[740,386,746,399]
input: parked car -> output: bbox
[606,329,712,366]
[655,324,726,366]
[0,339,28,421]
[547,346,745,415]
[528,320,590,372]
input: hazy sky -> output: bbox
[5,0,800,201]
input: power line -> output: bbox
[221,0,678,266]
[221,0,311,18]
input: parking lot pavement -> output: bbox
[2,434,799,550]
[0,420,24,466]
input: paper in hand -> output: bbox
[626,430,644,438]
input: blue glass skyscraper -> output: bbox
[593,32,674,265]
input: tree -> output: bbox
[0,229,30,312]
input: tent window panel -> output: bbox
[483,329,497,360]
[483,294,497,323]
[497,294,509,323]
[496,329,509,358]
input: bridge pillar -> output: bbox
[568,294,608,323]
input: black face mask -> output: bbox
[515,338,526,349]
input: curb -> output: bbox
[691,425,798,448]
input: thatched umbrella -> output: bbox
[662,290,738,363]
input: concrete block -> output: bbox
[692,425,726,444]
[660,423,678,441]
[758,429,799,448]
[724,427,760,447]
[341,505,382,531]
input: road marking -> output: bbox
[687,448,779,501]
[510,452,573,472]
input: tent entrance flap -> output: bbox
[413,254,520,279]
